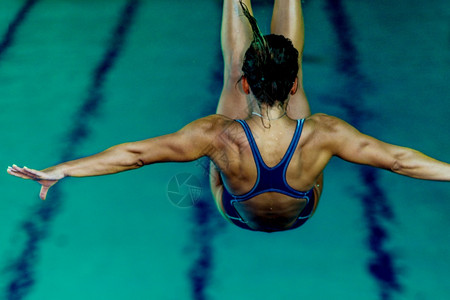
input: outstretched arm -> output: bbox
[7,115,220,199]
[318,114,450,181]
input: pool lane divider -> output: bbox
[185,1,317,299]
[0,0,39,63]
[187,25,225,300]
[3,1,141,299]
[324,0,402,299]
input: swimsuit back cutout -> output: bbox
[221,119,316,231]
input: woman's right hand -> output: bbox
[7,165,64,200]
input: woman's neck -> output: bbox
[251,102,287,120]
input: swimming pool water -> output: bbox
[1,1,449,299]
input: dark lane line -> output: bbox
[186,1,315,299]
[3,1,141,299]
[0,0,39,63]
[323,1,401,299]
[60,0,140,162]
[187,31,225,300]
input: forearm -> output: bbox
[324,115,450,181]
[391,148,450,181]
[46,143,143,178]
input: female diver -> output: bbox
[7,0,450,232]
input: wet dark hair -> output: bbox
[240,1,299,107]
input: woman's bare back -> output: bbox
[211,115,325,231]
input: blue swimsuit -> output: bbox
[221,119,316,231]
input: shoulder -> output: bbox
[305,113,357,135]
[176,114,242,153]
[191,114,234,128]
[179,114,233,136]
[303,113,361,149]
[301,113,339,141]
[202,114,247,147]
[305,113,341,129]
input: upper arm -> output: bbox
[124,115,221,165]
[318,114,404,170]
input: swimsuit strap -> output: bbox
[281,119,304,172]
[221,119,315,228]
[236,119,304,170]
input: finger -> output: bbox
[7,167,33,180]
[7,166,16,174]
[11,165,30,176]
[14,165,37,176]
[11,169,38,180]
[22,167,43,178]
[12,164,23,171]
[40,185,49,201]
[11,165,44,180]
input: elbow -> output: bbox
[135,158,145,167]
[389,148,418,177]
[128,149,146,169]
[116,143,146,169]
[390,159,402,173]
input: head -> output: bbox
[240,2,299,107]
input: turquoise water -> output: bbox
[1,1,449,299]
